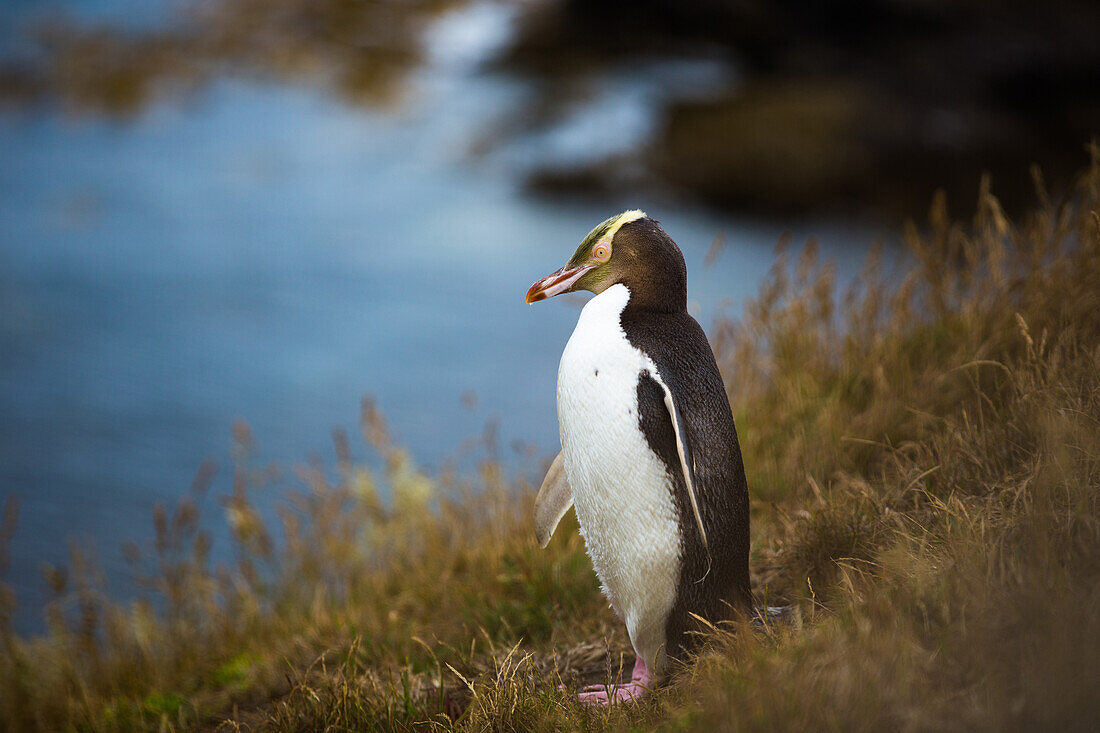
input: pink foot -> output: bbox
[576,655,653,705]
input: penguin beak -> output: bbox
[526,264,595,303]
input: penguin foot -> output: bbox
[576,681,650,705]
[575,656,653,705]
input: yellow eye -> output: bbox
[593,244,610,261]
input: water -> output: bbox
[0,2,872,634]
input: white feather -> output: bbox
[533,452,572,548]
[556,283,680,675]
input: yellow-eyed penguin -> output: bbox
[526,211,751,704]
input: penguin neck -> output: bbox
[616,275,686,317]
[612,244,688,315]
[621,284,686,316]
[578,283,632,329]
[577,283,685,341]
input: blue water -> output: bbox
[0,2,873,634]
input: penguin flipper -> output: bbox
[652,373,709,555]
[534,451,572,548]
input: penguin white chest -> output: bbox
[555,284,681,670]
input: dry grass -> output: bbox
[2,148,1100,731]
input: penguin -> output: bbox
[526,210,751,704]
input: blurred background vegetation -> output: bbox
[0,0,1097,730]
[3,0,1098,217]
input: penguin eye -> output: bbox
[593,243,611,261]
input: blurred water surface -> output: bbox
[0,1,871,633]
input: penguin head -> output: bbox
[526,210,687,312]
